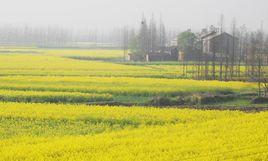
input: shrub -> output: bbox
[251,97,268,104]
[189,93,235,105]
[175,97,186,105]
[149,96,174,106]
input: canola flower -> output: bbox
[0,90,112,103]
[0,53,182,77]
[0,102,267,161]
[0,48,267,78]
[0,76,257,97]
[0,48,267,160]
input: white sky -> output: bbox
[0,0,267,31]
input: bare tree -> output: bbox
[218,14,225,80]
[138,16,149,59]
[123,26,129,61]
[263,36,268,96]
[230,18,237,79]
[237,25,246,78]
[255,22,265,96]
[149,15,158,53]
[159,17,167,51]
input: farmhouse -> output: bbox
[201,27,238,55]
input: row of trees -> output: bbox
[0,25,126,48]
[124,15,169,60]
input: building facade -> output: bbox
[201,27,238,56]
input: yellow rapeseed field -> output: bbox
[0,50,182,77]
[0,48,267,160]
[0,102,267,161]
[0,90,112,103]
[0,76,257,97]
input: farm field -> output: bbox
[0,76,257,103]
[0,102,267,161]
[0,48,267,160]
[0,48,266,106]
[1,48,267,78]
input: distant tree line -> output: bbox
[123,15,169,61]
[0,25,125,48]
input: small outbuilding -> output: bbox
[146,47,179,62]
[126,53,144,62]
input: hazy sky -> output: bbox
[0,0,267,31]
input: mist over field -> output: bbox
[0,0,267,31]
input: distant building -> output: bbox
[201,26,238,56]
[126,53,144,62]
[168,37,178,47]
[146,47,179,62]
[126,47,179,62]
